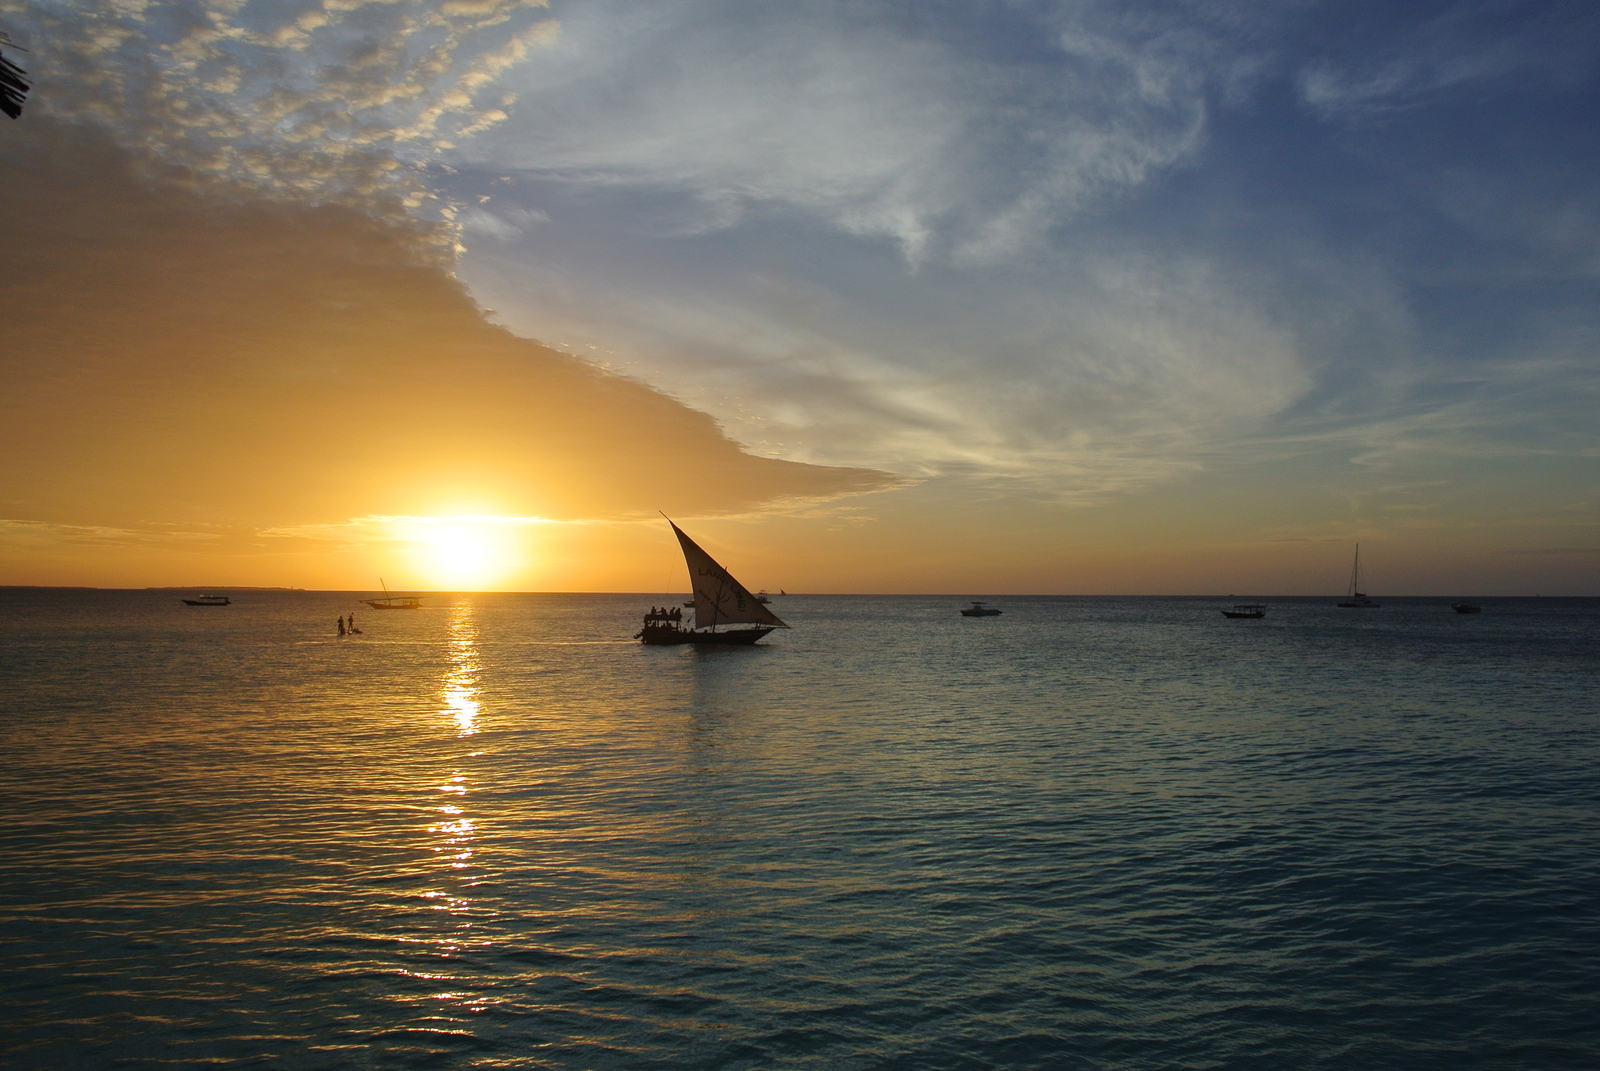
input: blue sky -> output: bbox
[444,0,1600,493]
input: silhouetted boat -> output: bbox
[1451,602,1482,614]
[637,520,788,645]
[362,578,422,610]
[1221,604,1266,618]
[1336,545,1381,608]
[961,601,1002,616]
[182,595,230,606]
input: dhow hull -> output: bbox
[637,625,775,645]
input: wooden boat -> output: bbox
[637,520,788,645]
[1335,545,1381,607]
[1221,604,1266,618]
[1451,602,1482,614]
[182,595,230,606]
[961,601,1002,616]
[362,578,422,610]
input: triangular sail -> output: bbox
[670,521,787,629]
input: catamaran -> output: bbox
[637,520,788,645]
[1336,545,1381,608]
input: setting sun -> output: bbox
[397,517,529,590]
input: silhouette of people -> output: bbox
[337,617,346,636]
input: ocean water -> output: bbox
[2,589,1597,1070]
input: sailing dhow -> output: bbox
[362,578,423,610]
[637,520,788,645]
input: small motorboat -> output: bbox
[1221,604,1266,619]
[182,595,230,606]
[1451,602,1482,614]
[961,601,1002,617]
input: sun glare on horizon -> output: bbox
[395,516,539,590]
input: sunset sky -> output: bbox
[2,0,1597,594]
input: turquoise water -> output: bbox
[2,590,1598,1069]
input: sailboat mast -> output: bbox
[1349,545,1360,597]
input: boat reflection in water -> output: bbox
[637,520,788,645]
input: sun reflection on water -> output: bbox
[443,604,482,737]
[415,600,492,1016]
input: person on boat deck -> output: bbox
[670,607,680,621]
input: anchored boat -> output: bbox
[637,520,788,645]
[1336,545,1381,608]
[362,578,423,610]
[1221,603,1266,619]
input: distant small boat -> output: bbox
[637,520,788,645]
[182,595,230,606]
[756,590,772,604]
[362,578,422,610]
[1221,604,1266,619]
[961,601,1002,617]
[1336,545,1381,608]
[1451,602,1482,614]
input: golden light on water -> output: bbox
[443,603,481,737]
[434,606,480,884]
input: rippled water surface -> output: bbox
[3,590,1598,1069]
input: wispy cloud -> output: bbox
[1295,3,1598,119]
[6,0,559,243]
[463,0,1233,266]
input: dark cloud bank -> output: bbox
[0,120,896,533]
